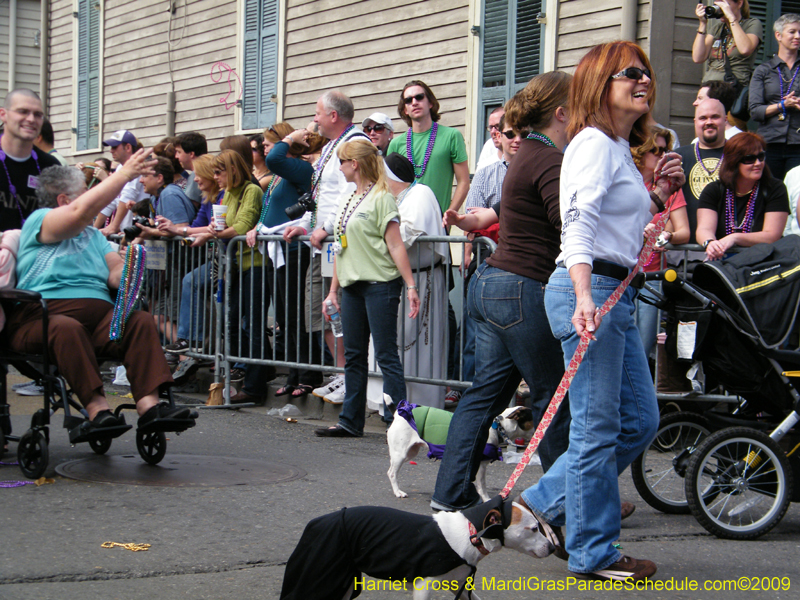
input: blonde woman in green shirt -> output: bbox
[315,139,420,437]
[205,150,274,403]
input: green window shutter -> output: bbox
[76,0,100,151]
[515,1,542,85]
[242,0,279,130]
[477,0,543,155]
[482,0,508,89]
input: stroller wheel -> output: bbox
[17,430,49,479]
[686,427,792,539]
[136,430,167,465]
[631,412,711,514]
[89,437,112,455]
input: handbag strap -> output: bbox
[719,25,741,89]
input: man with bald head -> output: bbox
[0,89,60,231]
[675,97,728,243]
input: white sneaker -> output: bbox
[15,381,44,396]
[324,386,346,404]
[313,374,344,398]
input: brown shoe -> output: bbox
[229,390,264,405]
[621,501,636,520]
[582,555,657,581]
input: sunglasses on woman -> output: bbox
[363,124,387,133]
[610,67,651,81]
[741,151,767,165]
[500,129,531,139]
[649,145,668,157]
[403,93,426,105]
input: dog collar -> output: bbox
[467,521,490,556]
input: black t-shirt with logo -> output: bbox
[676,144,725,243]
[0,147,61,231]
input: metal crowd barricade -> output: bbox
[125,236,223,370]
[217,234,495,404]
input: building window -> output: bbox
[477,0,543,156]
[241,0,279,130]
[75,0,101,151]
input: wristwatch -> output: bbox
[703,239,714,249]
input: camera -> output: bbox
[123,216,153,242]
[704,5,723,19]
[285,192,316,221]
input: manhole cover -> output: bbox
[56,454,306,487]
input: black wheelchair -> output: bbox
[0,288,198,479]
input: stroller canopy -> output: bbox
[692,235,800,349]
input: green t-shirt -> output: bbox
[387,124,468,212]
[334,187,400,288]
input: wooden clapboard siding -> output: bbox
[283,0,470,134]
[46,0,240,161]
[668,0,708,143]
[0,0,42,98]
[48,0,75,158]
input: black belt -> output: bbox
[413,261,443,273]
[556,259,629,281]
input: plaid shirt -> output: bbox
[465,159,508,210]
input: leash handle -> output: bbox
[500,208,671,498]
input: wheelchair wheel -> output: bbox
[631,412,711,514]
[17,430,48,479]
[686,427,792,539]
[136,430,167,465]
[89,437,112,455]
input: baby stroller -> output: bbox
[631,235,800,539]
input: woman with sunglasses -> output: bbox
[519,43,684,581]
[697,132,789,261]
[749,14,800,180]
[631,126,690,357]
[245,122,322,398]
[432,71,573,512]
[315,139,420,438]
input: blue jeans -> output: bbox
[177,262,212,343]
[521,267,659,573]
[431,264,570,510]
[337,278,405,436]
[765,143,800,181]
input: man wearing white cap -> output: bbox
[98,129,148,236]
[361,112,394,155]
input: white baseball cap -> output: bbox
[361,112,394,132]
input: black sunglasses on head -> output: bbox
[741,151,767,165]
[403,93,427,105]
[363,124,387,133]
[610,67,651,81]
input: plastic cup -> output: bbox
[212,205,227,231]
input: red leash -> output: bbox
[500,209,671,498]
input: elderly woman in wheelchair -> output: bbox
[4,154,196,471]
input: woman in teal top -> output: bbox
[315,139,420,437]
[9,156,192,430]
[245,122,321,397]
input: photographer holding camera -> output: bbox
[693,1,762,95]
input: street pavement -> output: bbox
[1,371,799,600]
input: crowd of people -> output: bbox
[4,8,800,580]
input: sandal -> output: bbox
[291,384,314,397]
[275,385,296,397]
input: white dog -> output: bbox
[279,495,557,600]
[387,399,536,500]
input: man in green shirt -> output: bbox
[387,81,470,214]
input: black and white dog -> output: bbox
[279,495,556,600]
[387,399,536,500]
